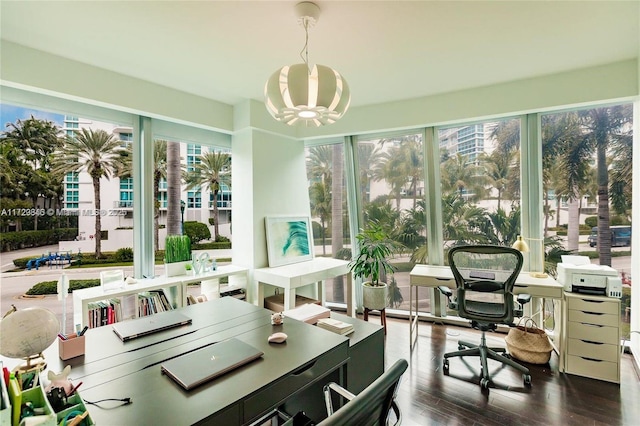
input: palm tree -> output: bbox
[331,144,345,301]
[120,140,170,250]
[53,128,125,258]
[396,135,423,208]
[166,141,182,235]
[185,151,231,239]
[2,116,63,230]
[309,181,331,255]
[557,105,632,265]
[440,153,487,201]
[480,149,516,211]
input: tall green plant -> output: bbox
[349,223,398,287]
[164,235,191,263]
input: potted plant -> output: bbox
[164,234,192,277]
[349,223,398,310]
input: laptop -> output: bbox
[112,311,192,341]
[160,338,264,390]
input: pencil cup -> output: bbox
[59,336,85,360]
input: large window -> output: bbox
[305,142,352,305]
[355,133,425,311]
[541,103,633,342]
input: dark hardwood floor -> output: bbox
[374,316,640,426]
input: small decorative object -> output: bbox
[349,223,399,311]
[271,312,284,325]
[192,252,210,275]
[505,317,553,364]
[0,306,59,372]
[164,234,192,277]
[268,332,288,344]
[44,366,73,396]
[265,216,314,267]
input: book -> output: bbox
[282,303,330,324]
[317,318,354,335]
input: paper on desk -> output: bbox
[560,255,591,266]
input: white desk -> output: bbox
[255,257,353,315]
[409,264,564,348]
[73,265,249,328]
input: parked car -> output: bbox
[587,225,631,247]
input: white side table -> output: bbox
[254,258,354,316]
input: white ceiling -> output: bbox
[1,0,638,109]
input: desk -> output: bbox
[255,258,354,316]
[409,264,564,350]
[4,298,365,425]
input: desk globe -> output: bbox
[0,306,59,371]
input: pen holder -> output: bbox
[59,336,85,360]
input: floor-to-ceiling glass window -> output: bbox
[354,133,424,312]
[541,103,633,345]
[305,142,352,306]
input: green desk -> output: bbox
[29,298,353,425]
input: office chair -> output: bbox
[317,358,408,426]
[437,245,532,391]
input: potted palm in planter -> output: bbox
[349,223,398,311]
[164,234,192,277]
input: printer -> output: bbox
[557,255,622,298]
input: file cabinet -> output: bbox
[562,292,620,383]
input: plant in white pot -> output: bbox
[164,234,192,277]
[349,223,398,311]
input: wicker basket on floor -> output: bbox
[505,318,553,364]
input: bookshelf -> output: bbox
[73,265,249,328]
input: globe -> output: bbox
[0,307,59,369]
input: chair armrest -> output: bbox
[517,293,531,305]
[323,382,356,416]
[437,286,453,298]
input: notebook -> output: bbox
[112,311,192,341]
[160,338,264,390]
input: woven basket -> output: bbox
[505,318,553,364]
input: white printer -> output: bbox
[557,255,622,298]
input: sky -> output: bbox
[0,103,64,129]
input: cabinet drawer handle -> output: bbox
[580,340,604,345]
[436,278,452,281]
[582,311,604,316]
[582,299,604,304]
[580,323,603,328]
[292,360,317,376]
[580,356,602,362]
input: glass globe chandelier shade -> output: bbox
[264,63,351,127]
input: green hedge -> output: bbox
[0,228,78,252]
[26,279,100,295]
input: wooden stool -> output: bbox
[363,308,387,334]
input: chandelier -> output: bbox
[264,1,351,127]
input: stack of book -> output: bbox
[282,303,330,324]
[316,318,354,335]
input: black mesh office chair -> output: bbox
[438,245,532,391]
[317,359,408,426]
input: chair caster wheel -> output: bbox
[443,359,449,374]
[524,374,532,386]
[480,378,490,390]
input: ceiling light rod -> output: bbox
[296,1,319,75]
[264,1,351,127]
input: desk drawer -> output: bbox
[566,322,619,345]
[567,338,619,363]
[243,345,347,422]
[568,310,619,327]
[567,297,618,315]
[566,355,619,383]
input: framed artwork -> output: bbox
[265,216,314,267]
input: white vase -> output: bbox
[165,261,190,277]
[362,282,388,310]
